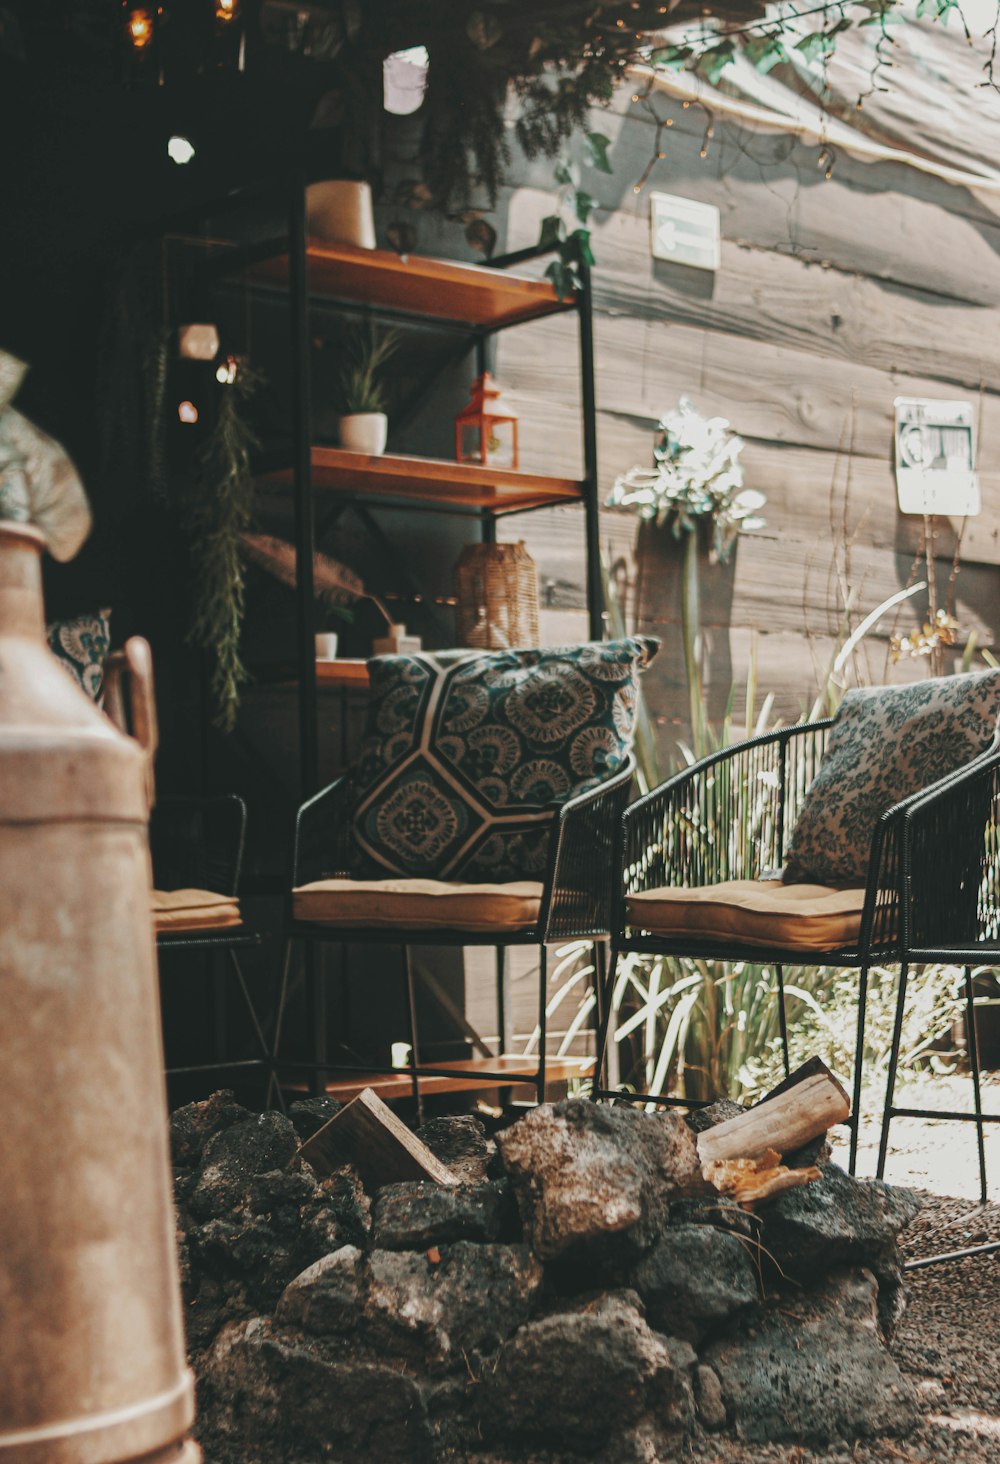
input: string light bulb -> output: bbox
[216,356,239,385]
[178,401,199,424]
[125,5,154,52]
[214,0,239,22]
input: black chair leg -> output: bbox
[964,964,989,1206]
[229,947,284,1114]
[496,945,510,1055]
[848,963,870,1177]
[536,944,548,1105]
[212,953,228,1067]
[267,934,295,1111]
[591,941,620,1102]
[876,962,910,1180]
[774,962,790,1080]
[402,945,425,1127]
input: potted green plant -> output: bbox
[338,323,399,456]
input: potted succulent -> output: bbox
[337,323,399,456]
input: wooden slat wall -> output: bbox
[494,88,1000,762]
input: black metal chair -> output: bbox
[873,740,1000,1264]
[592,720,1000,1181]
[270,756,636,1115]
[152,794,274,1104]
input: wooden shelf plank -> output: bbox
[316,658,370,688]
[257,448,584,513]
[283,1055,594,1105]
[250,241,571,329]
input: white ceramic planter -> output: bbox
[339,412,388,456]
[306,180,376,250]
[314,631,339,660]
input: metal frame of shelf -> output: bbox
[232,179,603,797]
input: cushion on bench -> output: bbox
[626,880,867,952]
[293,877,544,932]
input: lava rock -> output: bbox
[703,1266,919,1444]
[694,1363,727,1431]
[759,1163,921,1284]
[275,1245,365,1335]
[372,1179,511,1249]
[496,1099,701,1263]
[631,1223,759,1342]
[364,1241,543,1372]
[287,1096,343,1142]
[170,1090,251,1169]
[684,1099,746,1134]
[669,1194,758,1240]
[201,1317,432,1463]
[415,1113,497,1184]
[483,1290,696,1457]
[188,1113,300,1222]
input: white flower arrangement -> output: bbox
[607,396,766,562]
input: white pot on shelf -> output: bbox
[306,180,377,250]
[339,412,388,456]
[315,631,339,660]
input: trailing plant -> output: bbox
[538,131,611,299]
[188,359,263,734]
[338,323,399,415]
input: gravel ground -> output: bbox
[679,1071,1000,1463]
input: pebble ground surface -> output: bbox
[680,1072,1000,1463]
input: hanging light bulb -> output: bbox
[178,401,199,424]
[124,4,155,52]
[215,356,238,385]
[214,0,240,24]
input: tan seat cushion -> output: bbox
[293,878,544,933]
[153,888,242,933]
[627,880,867,952]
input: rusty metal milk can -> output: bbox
[0,524,199,1464]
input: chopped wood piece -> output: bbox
[753,1056,840,1108]
[703,1149,822,1205]
[696,1068,850,1169]
[298,1086,458,1190]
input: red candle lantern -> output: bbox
[454,372,519,470]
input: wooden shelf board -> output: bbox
[316,658,370,688]
[283,1055,594,1104]
[257,448,584,513]
[250,241,571,329]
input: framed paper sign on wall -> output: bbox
[649,192,721,272]
[894,397,980,516]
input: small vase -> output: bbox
[306,180,376,250]
[339,412,388,456]
[315,631,339,660]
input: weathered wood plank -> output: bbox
[502,185,1000,394]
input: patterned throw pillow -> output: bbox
[46,609,112,701]
[784,669,1000,886]
[350,638,657,881]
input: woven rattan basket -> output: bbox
[453,541,540,649]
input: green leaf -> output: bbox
[744,34,787,74]
[545,258,576,301]
[649,43,692,70]
[574,189,594,225]
[539,213,563,249]
[584,131,613,174]
[554,160,573,187]
[567,228,595,268]
[694,39,735,84]
[794,30,836,63]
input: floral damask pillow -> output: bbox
[349,638,657,881]
[46,609,112,701]
[784,669,1000,886]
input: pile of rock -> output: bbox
[174,1091,921,1463]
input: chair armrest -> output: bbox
[870,738,1000,952]
[292,776,353,888]
[542,756,636,940]
[149,795,247,897]
[620,721,832,897]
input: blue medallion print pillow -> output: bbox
[46,608,112,700]
[784,668,1000,886]
[350,637,658,881]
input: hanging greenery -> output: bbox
[187,360,263,734]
